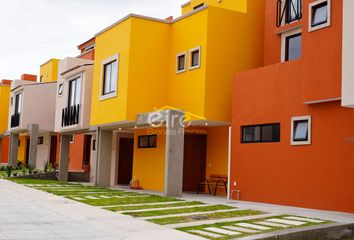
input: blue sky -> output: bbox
[0,0,185,80]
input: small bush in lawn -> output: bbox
[6,166,13,178]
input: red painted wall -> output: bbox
[231,1,354,213]
[0,136,9,164]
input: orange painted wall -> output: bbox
[0,136,9,164]
[55,133,85,171]
[230,1,353,213]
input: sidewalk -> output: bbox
[0,179,204,240]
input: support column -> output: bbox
[164,110,185,197]
[58,135,70,182]
[9,133,19,167]
[0,137,2,163]
[95,128,113,187]
[28,124,39,169]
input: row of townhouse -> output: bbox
[0,0,354,214]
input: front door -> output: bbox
[183,134,207,192]
[117,138,134,185]
[50,135,58,165]
[83,135,92,168]
[25,137,30,166]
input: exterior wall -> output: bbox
[0,82,11,135]
[17,135,27,164]
[69,133,85,171]
[36,132,51,169]
[40,59,60,83]
[182,0,247,15]
[0,136,9,164]
[132,128,166,192]
[90,18,132,126]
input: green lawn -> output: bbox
[105,201,204,212]
[148,210,263,225]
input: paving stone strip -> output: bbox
[266,218,306,226]
[140,208,240,220]
[166,213,279,228]
[236,223,271,230]
[255,221,289,228]
[222,226,259,233]
[189,230,223,238]
[284,216,324,223]
[205,227,241,236]
[118,204,211,213]
[98,201,184,208]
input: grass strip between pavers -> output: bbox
[148,210,263,225]
[124,204,235,217]
[105,201,204,212]
[177,215,331,240]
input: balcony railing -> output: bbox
[61,104,80,127]
[10,113,20,128]
[276,0,302,27]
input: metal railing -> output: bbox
[10,113,20,128]
[276,0,302,27]
[61,104,80,127]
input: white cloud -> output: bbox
[0,0,186,79]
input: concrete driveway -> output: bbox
[0,179,204,240]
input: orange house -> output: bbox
[230,0,354,213]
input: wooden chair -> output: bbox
[197,174,228,196]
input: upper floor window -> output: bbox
[309,0,331,32]
[100,54,119,100]
[241,123,280,143]
[193,3,204,10]
[176,52,186,74]
[14,93,22,114]
[189,47,201,70]
[291,116,311,145]
[277,0,303,27]
[68,76,81,107]
[285,33,302,61]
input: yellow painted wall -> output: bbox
[204,5,265,122]
[90,18,132,126]
[17,135,28,164]
[126,18,169,120]
[40,59,60,83]
[0,85,11,135]
[205,126,229,195]
[167,9,208,118]
[132,128,166,192]
[182,0,247,15]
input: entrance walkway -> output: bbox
[0,179,203,240]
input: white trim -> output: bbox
[303,97,340,104]
[189,46,201,70]
[227,126,231,200]
[176,52,187,74]
[290,115,311,146]
[308,0,331,32]
[57,83,64,97]
[99,54,119,101]
[70,135,75,144]
[281,28,302,62]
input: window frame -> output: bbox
[138,135,157,148]
[58,83,63,97]
[68,75,82,108]
[189,46,201,70]
[100,54,119,101]
[308,0,331,32]
[281,28,302,62]
[291,116,311,145]
[176,52,187,74]
[14,92,22,114]
[70,135,75,144]
[241,123,281,144]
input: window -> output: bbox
[193,3,204,10]
[286,0,302,23]
[291,116,311,145]
[102,59,118,96]
[68,77,81,107]
[241,123,280,143]
[138,135,157,148]
[70,135,74,144]
[84,44,95,53]
[189,47,201,70]
[14,93,22,114]
[38,137,44,145]
[309,0,330,32]
[92,139,96,151]
[40,75,43,83]
[58,83,63,96]
[176,52,186,74]
[285,33,302,61]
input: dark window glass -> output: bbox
[177,54,185,71]
[286,0,302,23]
[242,124,280,143]
[312,2,328,27]
[191,49,200,67]
[193,3,204,10]
[38,137,44,145]
[92,140,96,151]
[293,120,308,141]
[138,135,157,148]
[285,33,302,61]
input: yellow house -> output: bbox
[0,80,11,164]
[39,59,60,83]
[88,0,265,197]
